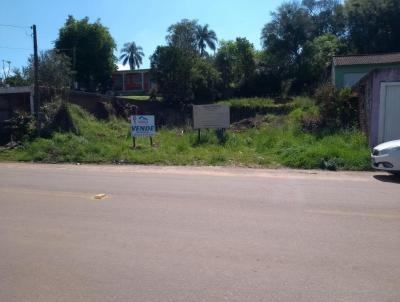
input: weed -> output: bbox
[0,100,371,170]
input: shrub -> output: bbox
[149,87,158,101]
[289,97,322,132]
[215,129,228,144]
[314,83,358,129]
[5,111,34,141]
[191,58,221,103]
[41,101,78,137]
[150,45,193,104]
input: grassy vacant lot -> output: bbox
[119,95,149,101]
[218,97,276,107]
[0,97,371,170]
[119,95,162,101]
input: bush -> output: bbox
[191,58,221,103]
[5,111,34,142]
[41,101,78,137]
[0,102,370,171]
[289,97,322,132]
[314,83,358,129]
[150,46,193,104]
[149,88,158,101]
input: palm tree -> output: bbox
[119,42,144,70]
[196,24,218,56]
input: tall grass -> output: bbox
[0,99,371,170]
[218,97,276,108]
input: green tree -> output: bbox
[298,34,346,90]
[1,68,29,87]
[215,40,236,90]
[345,0,400,53]
[191,57,221,102]
[119,42,144,70]
[55,16,117,91]
[302,0,346,36]
[150,46,193,104]
[196,24,218,57]
[260,1,350,94]
[215,38,255,94]
[261,2,314,61]
[260,1,315,93]
[24,50,72,89]
[166,19,198,54]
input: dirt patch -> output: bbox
[231,116,267,131]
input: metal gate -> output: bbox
[379,82,400,143]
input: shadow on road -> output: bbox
[373,174,400,184]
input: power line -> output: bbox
[0,24,33,51]
[0,23,30,29]
[0,24,32,37]
[0,46,31,51]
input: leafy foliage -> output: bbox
[195,24,218,56]
[150,45,220,104]
[1,69,29,87]
[0,103,370,171]
[191,58,221,102]
[259,0,399,95]
[261,2,314,60]
[40,101,78,137]
[345,0,400,53]
[302,0,346,36]
[314,83,358,129]
[4,111,34,141]
[24,50,72,89]
[166,19,199,54]
[166,19,218,57]
[119,42,144,70]
[215,38,256,96]
[298,34,346,90]
[150,46,193,104]
[55,15,117,91]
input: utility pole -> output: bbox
[72,46,77,89]
[32,24,40,136]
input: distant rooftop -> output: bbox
[333,52,400,66]
[0,86,32,94]
[114,68,150,74]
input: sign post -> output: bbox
[193,104,230,143]
[131,115,156,148]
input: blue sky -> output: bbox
[0,0,282,74]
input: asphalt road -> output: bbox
[0,163,399,302]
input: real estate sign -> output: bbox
[193,104,230,129]
[131,115,156,137]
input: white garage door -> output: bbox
[379,82,400,143]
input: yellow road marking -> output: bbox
[306,209,400,219]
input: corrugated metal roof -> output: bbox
[333,53,400,66]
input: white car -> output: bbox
[371,139,400,174]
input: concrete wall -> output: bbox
[369,69,400,146]
[354,68,400,147]
[0,87,33,123]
